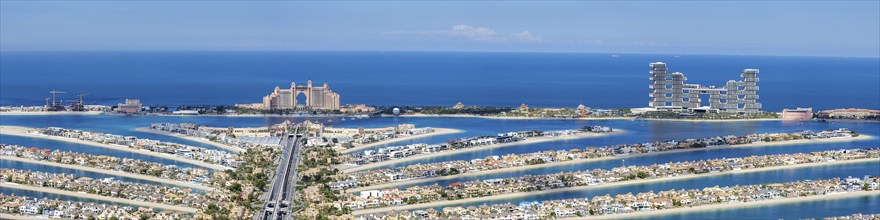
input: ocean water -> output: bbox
[1,51,878,110]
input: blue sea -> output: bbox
[1,51,878,110]
[1,52,880,219]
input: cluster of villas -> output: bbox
[360,177,880,219]
[825,214,880,220]
[335,148,879,210]
[0,169,211,208]
[33,127,240,167]
[1,144,213,184]
[334,129,858,188]
[150,123,247,147]
[149,122,295,148]
[315,122,437,148]
[0,194,189,220]
[342,126,613,166]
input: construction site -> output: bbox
[44,90,90,112]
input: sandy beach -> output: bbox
[639,118,782,122]
[0,182,198,213]
[150,113,363,118]
[0,125,231,171]
[339,130,625,173]
[351,157,880,215]
[0,111,105,116]
[0,156,216,191]
[397,114,634,121]
[134,127,244,153]
[568,190,880,219]
[348,134,872,192]
[340,128,464,154]
[398,113,785,122]
[0,213,43,220]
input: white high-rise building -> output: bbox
[649,62,761,113]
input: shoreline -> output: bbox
[639,118,782,122]
[6,111,879,123]
[338,130,625,173]
[568,190,880,219]
[340,128,464,154]
[134,127,244,153]
[398,114,784,122]
[347,134,873,192]
[0,111,365,118]
[351,157,880,215]
[150,113,360,118]
[396,114,634,121]
[0,125,230,171]
[0,182,198,213]
[0,111,104,116]
[0,156,216,191]
[0,213,42,220]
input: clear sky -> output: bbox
[1,1,878,57]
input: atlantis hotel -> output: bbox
[238,80,341,110]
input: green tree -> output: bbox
[227,183,242,192]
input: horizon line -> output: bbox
[1,49,877,59]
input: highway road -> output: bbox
[259,126,305,220]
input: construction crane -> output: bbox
[69,93,89,111]
[47,90,67,111]
[49,90,66,104]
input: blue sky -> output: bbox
[1,1,878,57]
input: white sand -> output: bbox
[398,114,634,121]
[0,213,44,220]
[398,113,784,122]
[639,118,782,122]
[0,111,104,116]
